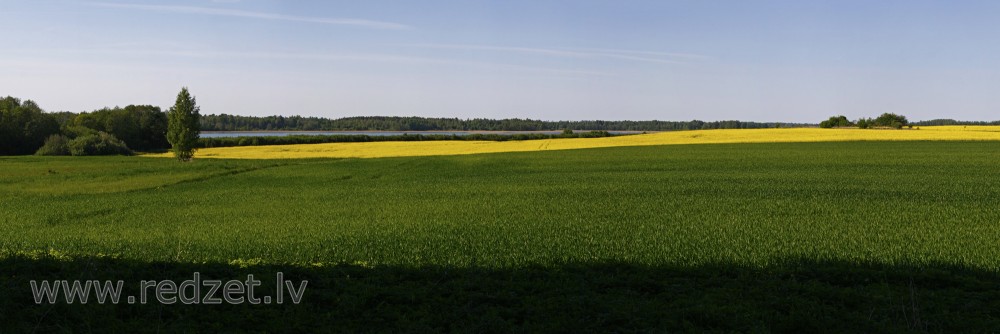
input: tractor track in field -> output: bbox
[118,162,299,194]
[129,158,357,193]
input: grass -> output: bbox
[4,141,1000,331]
[141,126,1000,159]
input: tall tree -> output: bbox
[167,87,200,161]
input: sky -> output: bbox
[2,0,999,122]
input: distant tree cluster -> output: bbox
[2,88,200,157]
[1,96,168,156]
[200,115,803,132]
[819,116,854,128]
[869,113,909,129]
[820,113,910,129]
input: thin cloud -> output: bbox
[414,45,593,58]
[88,2,412,30]
[8,48,612,77]
[404,44,705,64]
[570,47,710,60]
[187,50,615,76]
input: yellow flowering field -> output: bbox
[144,126,1000,159]
[915,125,1000,132]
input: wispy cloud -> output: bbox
[569,48,710,60]
[404,44,706,64]
[88,2,412,30]
[6,48,612,77]
[174,50,615,76]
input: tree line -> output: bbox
[910,119,1000,126]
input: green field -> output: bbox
[4,141,1000,332]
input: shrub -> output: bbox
[62,125,99,139]
[35,134,71,156]
[68,132,133,156]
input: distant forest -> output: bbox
[910,119,1000,126]
[200,115,806,131]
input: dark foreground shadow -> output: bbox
[2,255,999,333]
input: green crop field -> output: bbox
[3,141,1000,332]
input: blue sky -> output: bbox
[2,0,999,122]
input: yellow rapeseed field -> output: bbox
[144,126,1000,159]
[914,125,1000,132]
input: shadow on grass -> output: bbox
[2,255,999,333]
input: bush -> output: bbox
[68,132,134,156]
[61,125,100,139]
[35,135,71,156]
